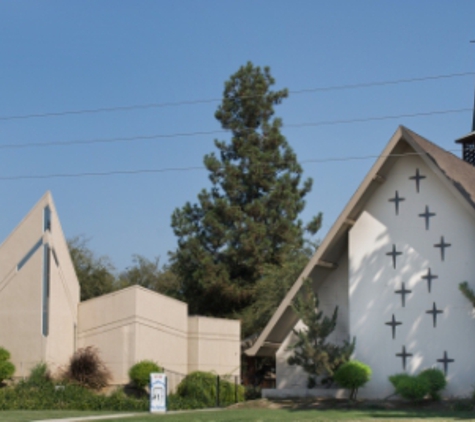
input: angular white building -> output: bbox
[247,127,475,398]
[0,192,240,387]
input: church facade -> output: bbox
[0,192,240,388]
[246,126,475,398]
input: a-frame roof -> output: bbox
[246,126,475,357]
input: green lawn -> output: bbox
[5,408,474,422]
[0,410,131,422]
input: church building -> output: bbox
[0,192,240,389]
[246,126,475,398]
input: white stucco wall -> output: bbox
[349,154,475,398]
[275,252,349,389]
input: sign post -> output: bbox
[150,373,167,413]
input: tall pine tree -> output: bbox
[171,62,321,334]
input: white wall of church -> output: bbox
[275,253,349,389]
[349,155,475,398]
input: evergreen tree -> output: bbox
[287,279,355,387]
[171,62,321,332]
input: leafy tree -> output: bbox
[287,279,355,387]
[68,236,117,301]
[459,281,475,307]
[118,255,181,300]
[170,62,321,334]
[333,360,371,400]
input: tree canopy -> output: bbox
[171,62,321,335]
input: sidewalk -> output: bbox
[33,414,139,422]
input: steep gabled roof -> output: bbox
[246,126,475,357]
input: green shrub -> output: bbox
[128,360,163,389]
[389,373,412,389]
[0,347,11,362]
[25,362,52,387]
[418,368,446,401]
[0,347,15,383]
[63,346,111,390]
[176,371,244,408]
[394,376,429,401]
[333,360,371,400]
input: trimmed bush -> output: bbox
[418,368,446,400]
[395,376,429,401]
[128,360,163,389]
[333,360,371,400]
[176,371,244,408]
[389,373,412,390]
[0,347,15,383]
[63,346,111,390]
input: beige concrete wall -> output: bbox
[0,192,79,378]
[78,286,189,384]
[188,316,240,378]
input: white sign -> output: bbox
[150,373,167,413]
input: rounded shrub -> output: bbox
[334,360,371,400]
[128,360,163,390]
[0,347,15,383]
[389,373,412,390]
[418,368,446,400]
[394,376,429,401]
[0,347,11,362]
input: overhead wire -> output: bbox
[0,71,473,122]
[0,107,471,150]
[0,150,461,181]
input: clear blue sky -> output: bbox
[1,1,474,271]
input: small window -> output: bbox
[43,206,51,232]
[17,239,43,271]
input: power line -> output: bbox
[0,71,473,122]
[0,150,460,181]
[0,107,471,150]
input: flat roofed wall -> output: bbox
[188,316,240,377]
[78,286,189,384]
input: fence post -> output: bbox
[216,375,220,407]
[234,375,238,403]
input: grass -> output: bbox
[7,407,474,422]
[0,410,130,422]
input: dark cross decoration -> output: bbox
[385,314,402,339]
[426,302,443,327]
[434,236,451,261]
[396,346,413,370]
[409,168,426,193]
[421,268,438,293]
[386,244,403,269]
[437,351,455,376]
[388,191,405,215]
[395,282,412,307]
[418,205,436,230]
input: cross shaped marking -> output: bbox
[385,314,402,339]
[388,191,405,216]
[396,346,413,370]
[409,168,426,193]
[421,268,438,293]
[386,244,403,269]
[426,302,443,327]
[395,282,412,307]
[418,205,436,230]
[437,351,454,376]
[434,236,451,261]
